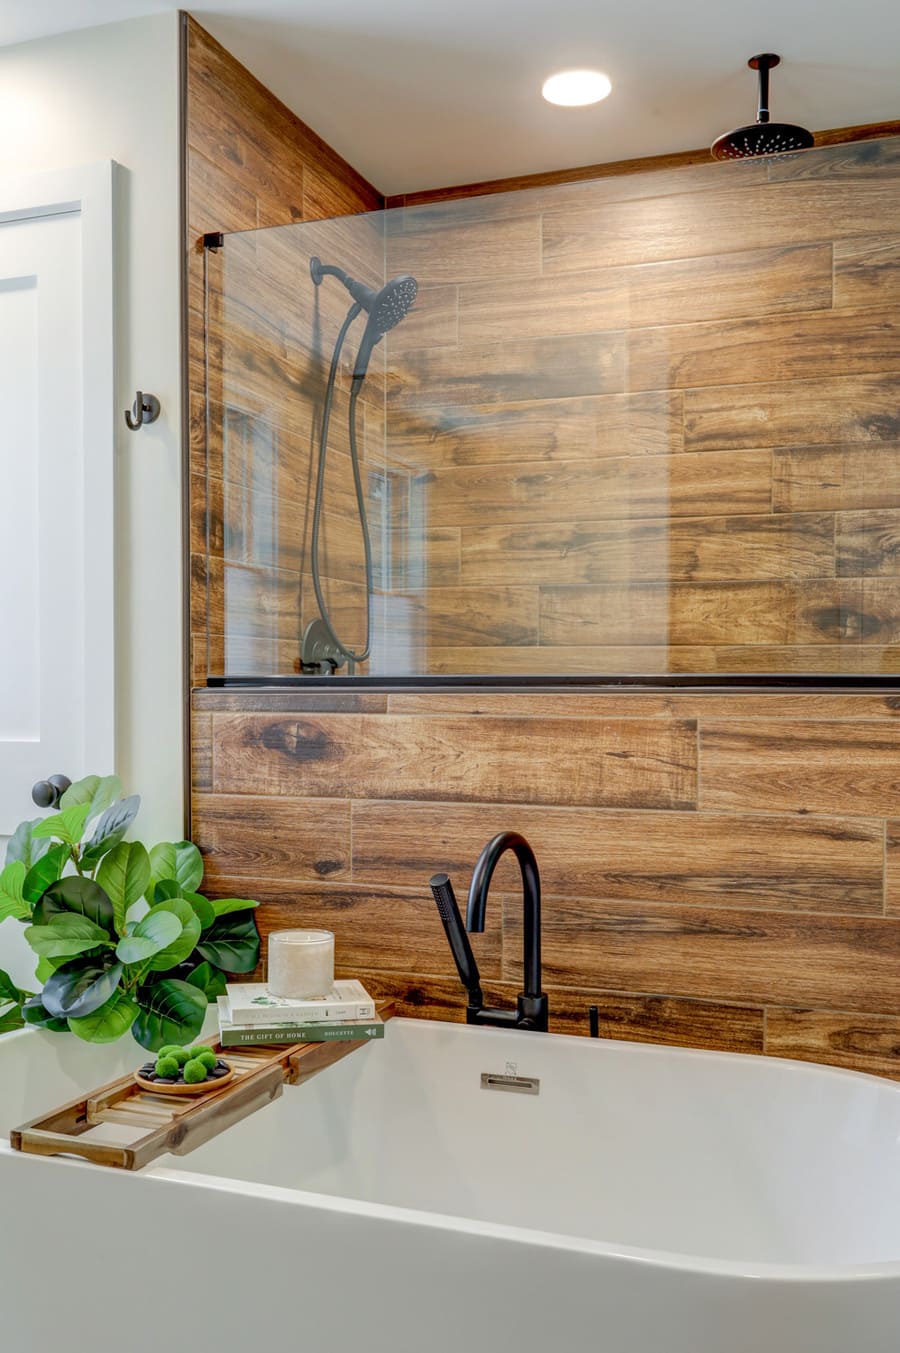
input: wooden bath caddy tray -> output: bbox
[9,1003,394,1172]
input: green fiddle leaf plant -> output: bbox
[0,774,260,1051]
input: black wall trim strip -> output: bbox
[205,674,900,695]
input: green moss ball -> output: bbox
[192,1049,218,1071]
[163,1046,192,1067]
[183,1058,208,1085]
[154,1056,179,1079]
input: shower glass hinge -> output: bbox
[202,231,225,251]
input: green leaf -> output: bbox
[144,897,201,971]
[184,961,227,1001]
[31,803,92,847]
[42,958,123,1019]
[132,978,207,1052]
[0,862,29,921]
[34,956,60,984]
[59,774,122,820]
[67,990,138,1044]
[97,841,150,937]
[21,995,68,1032]
[196,910,260,973]
[0,1008,25,1035]
[79,795,141,870]
[146,842,175,899]
[115,907,182,965]
[22,843,68,905]
[172,841,204,893]
[33,876,115,933]
[6,818,52,870]
[155,881,215,930]
[208,895,259,919]
[0,969,26,1004]
[25,914,111,960]
[147,840,204,900]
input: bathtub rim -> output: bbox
[4,1018,900,1286]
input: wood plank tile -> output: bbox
[765,1009,900,1080]
[701,719,900,815]
[350,971,765,1054]
[374,642,900,677]
[542,180,900,274]
[765,135,900,182]
[218,880,502,980]
[193,795,351,882]
[193,689,388,713]
[684,374,900,452]
[187,20,380,218]
[385,215,542,284]
[883,820,900,916]
[379,645,677,676]
[549,990,765,1053]
[676,644,898,674]
[504,896,900,1012]
[773,443,900,513]
[860,577,900,645]
[539,580,863,648]
[388,333,625,408]
[834,235,900,309]
[386,391,683,469]
[629,307,900,393]
[459,244,833,344]
[212,713,698,809]
[202,633,301,680]
[385,692,900,721]
[200,554,300,642]
[837,510,900,576]
[461,512,834,585]
[377,527,461,589]
[350,800,883,913]
[191,713,213,792]
[396,147,771,217]
[187,148,259,235]
[378,586,537,648]
[386,285,458,352]
[415,450,772,528]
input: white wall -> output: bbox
[0,14,183,981]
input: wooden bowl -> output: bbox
[133,1064,235,1096]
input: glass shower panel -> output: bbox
[203,135,900,679]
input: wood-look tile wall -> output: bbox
[185,16,384,684]
[192,687,900,1077]
[186,37,900,1078]
[381,138,900,675]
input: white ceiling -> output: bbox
[3,0,900,195]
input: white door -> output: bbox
[0,165,114,835]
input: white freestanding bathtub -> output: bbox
[2,1017,900,1352]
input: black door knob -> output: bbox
[31,774,72,809]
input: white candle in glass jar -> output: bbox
[267,929,335,999]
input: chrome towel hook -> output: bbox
[124,391,161,431]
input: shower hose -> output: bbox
[310,300,374,669]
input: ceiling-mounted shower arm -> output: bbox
[750,53,780,125]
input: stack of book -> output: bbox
[217,979,384,1047]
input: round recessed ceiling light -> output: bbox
[542,69,612,107]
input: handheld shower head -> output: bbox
[310,256,418,386]
[353,274,418,386]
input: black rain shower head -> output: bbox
[711,54,814,161]
[310,256,418,385]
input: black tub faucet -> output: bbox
[430,831,549,1032]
